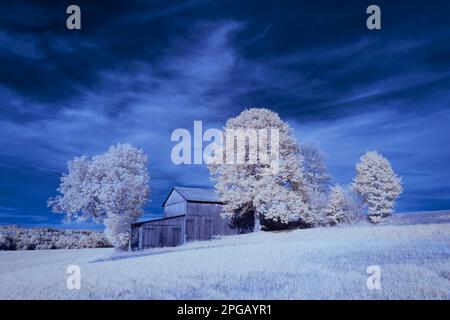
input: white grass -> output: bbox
[0,217,449,299]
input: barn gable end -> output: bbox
[163,188,187,218]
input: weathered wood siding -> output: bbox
[164,190,187,217]
[133,215,186,250]
[185,215,214,241]
[185,202,237,240]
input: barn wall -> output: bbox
[131,215,186,250]
[186,202,221,216]
[185,202,238,240]
[164,190,187,217]
[164,201,186,217]
[164,189,184,206]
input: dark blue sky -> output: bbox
[1,0,450,229]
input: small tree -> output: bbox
[48,143,150,250]
[341,186,364,224]
[300,143,332,225]
[300,143,331,195]
[352,151,402,224]
[324,185,346,226]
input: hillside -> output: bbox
[0,214,449,299]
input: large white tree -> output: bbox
[48,143,150,250]
[352,151,402,223]
[208,108,313,231]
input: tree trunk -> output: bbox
[254,212,261,232]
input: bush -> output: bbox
[0,225,112,251]
[0,234,16,250]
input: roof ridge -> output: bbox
[174,186,215,190]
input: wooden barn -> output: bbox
[130,187,242,250]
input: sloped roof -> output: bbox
[132,214,185,227]
[162,186,221,206]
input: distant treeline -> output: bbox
[0,225,112,250]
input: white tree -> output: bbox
[352,151,402,223]
[208,108,313,231]
[48,143,150,250]
[341,185,364,224]
[300,143,331,195]
[299,143,331,225]
[324,185,346,226]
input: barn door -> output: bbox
[143,226,156,249]
[186,218,195,241]
[185,216,214,241]
[159,226,166,247]
[196,216,202,240]
[171,226,182,246]
[204,219,213,240]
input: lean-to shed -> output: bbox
[130,187,240,249]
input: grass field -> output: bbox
[0,212,449,299]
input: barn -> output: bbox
[129,186,246,250]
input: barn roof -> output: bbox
[132,214,185,227]
[162,186,221,206]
